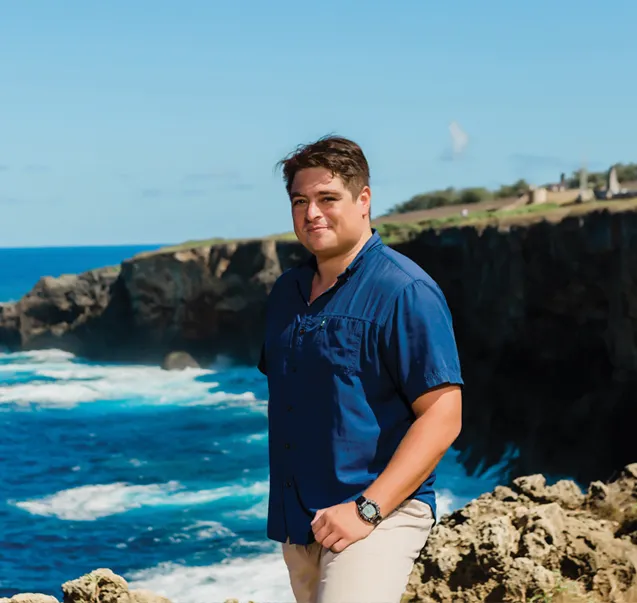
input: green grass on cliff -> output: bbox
[147,197,637,255]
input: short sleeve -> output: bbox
[257,342,267,376]
[381,279,463,403]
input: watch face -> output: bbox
[362,503,377,519]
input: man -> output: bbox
[258,135,463,603]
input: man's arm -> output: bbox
[364,279,464,515]
[362,383,462,517]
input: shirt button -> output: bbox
[287,406,293,412]
[285,481,292,488]
[284,443,290,449]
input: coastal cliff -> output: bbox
[1,208,636,483]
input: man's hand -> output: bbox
[310,501,375,553]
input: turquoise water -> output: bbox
[0,246,508,602]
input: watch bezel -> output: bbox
[355,495,382,525]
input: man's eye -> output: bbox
[292,198,306,205]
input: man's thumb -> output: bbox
[311,509,325,525]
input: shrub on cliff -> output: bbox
[388,186,492,214]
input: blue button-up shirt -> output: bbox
[258,230,463,545]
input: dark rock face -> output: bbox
[390,210,637,484]
[0,269,133,358]
[1,209,636,483]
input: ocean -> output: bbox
[0,245,509,602]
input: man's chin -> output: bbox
[301,231,334,250]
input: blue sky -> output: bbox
[1,0,636,247]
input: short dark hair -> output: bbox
[276,135,370,198]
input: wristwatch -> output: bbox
[355,495,382,525]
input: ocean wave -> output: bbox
[0,357,265,409]
[0,349,77,363]
[11,480,269,521]
[125,551,294,603]
[232,499,268,520]
[178,520,236,542]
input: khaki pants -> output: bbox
[281,499,434,603]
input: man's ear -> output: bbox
[358,185,372,219]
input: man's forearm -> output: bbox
[362,390,462,518]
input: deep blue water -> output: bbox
[0,245,164,302]
[0,246,508,602]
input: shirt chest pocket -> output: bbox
[304,315,364,375]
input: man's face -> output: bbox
[289,167,371,258]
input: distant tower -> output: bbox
[607,165,620,197]
[579,163,588,193]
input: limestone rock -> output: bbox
[62,568,129,602]
[129,590,172,603]
[404,463,637,603]
[2,569,171,603]
[161,350,200,370]
[61,568,172,603]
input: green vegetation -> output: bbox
[386,180,531,214]
[528,575,595,603]
[386,186,495,214]
[387,163,637,215]
[143,237,234,254]
[376,202,562,243]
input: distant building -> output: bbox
[528,186,548,204]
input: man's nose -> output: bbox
[305,200,321,221]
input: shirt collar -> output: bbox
[300,228,383,283]
[339,228,383,279]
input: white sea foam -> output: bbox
[182,520,236,541]
[4,349,77,363]
[436,488,458,517]
[232,499,268,520]
[245,432,267,443]
[12,480,269,521]
[126,551,294,603]
[0,349,268,409]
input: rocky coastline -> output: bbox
[2,208,636,486]
[3,464,636,603]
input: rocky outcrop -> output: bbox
[1,208,636,483]
[0,241,308,363]
[161,350,200,370]
[0,568,171,603]
[404,463,637,603]
[0,268,130,358]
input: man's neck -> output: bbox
[314,230,373,287]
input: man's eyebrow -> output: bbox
[289,189,341,198]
